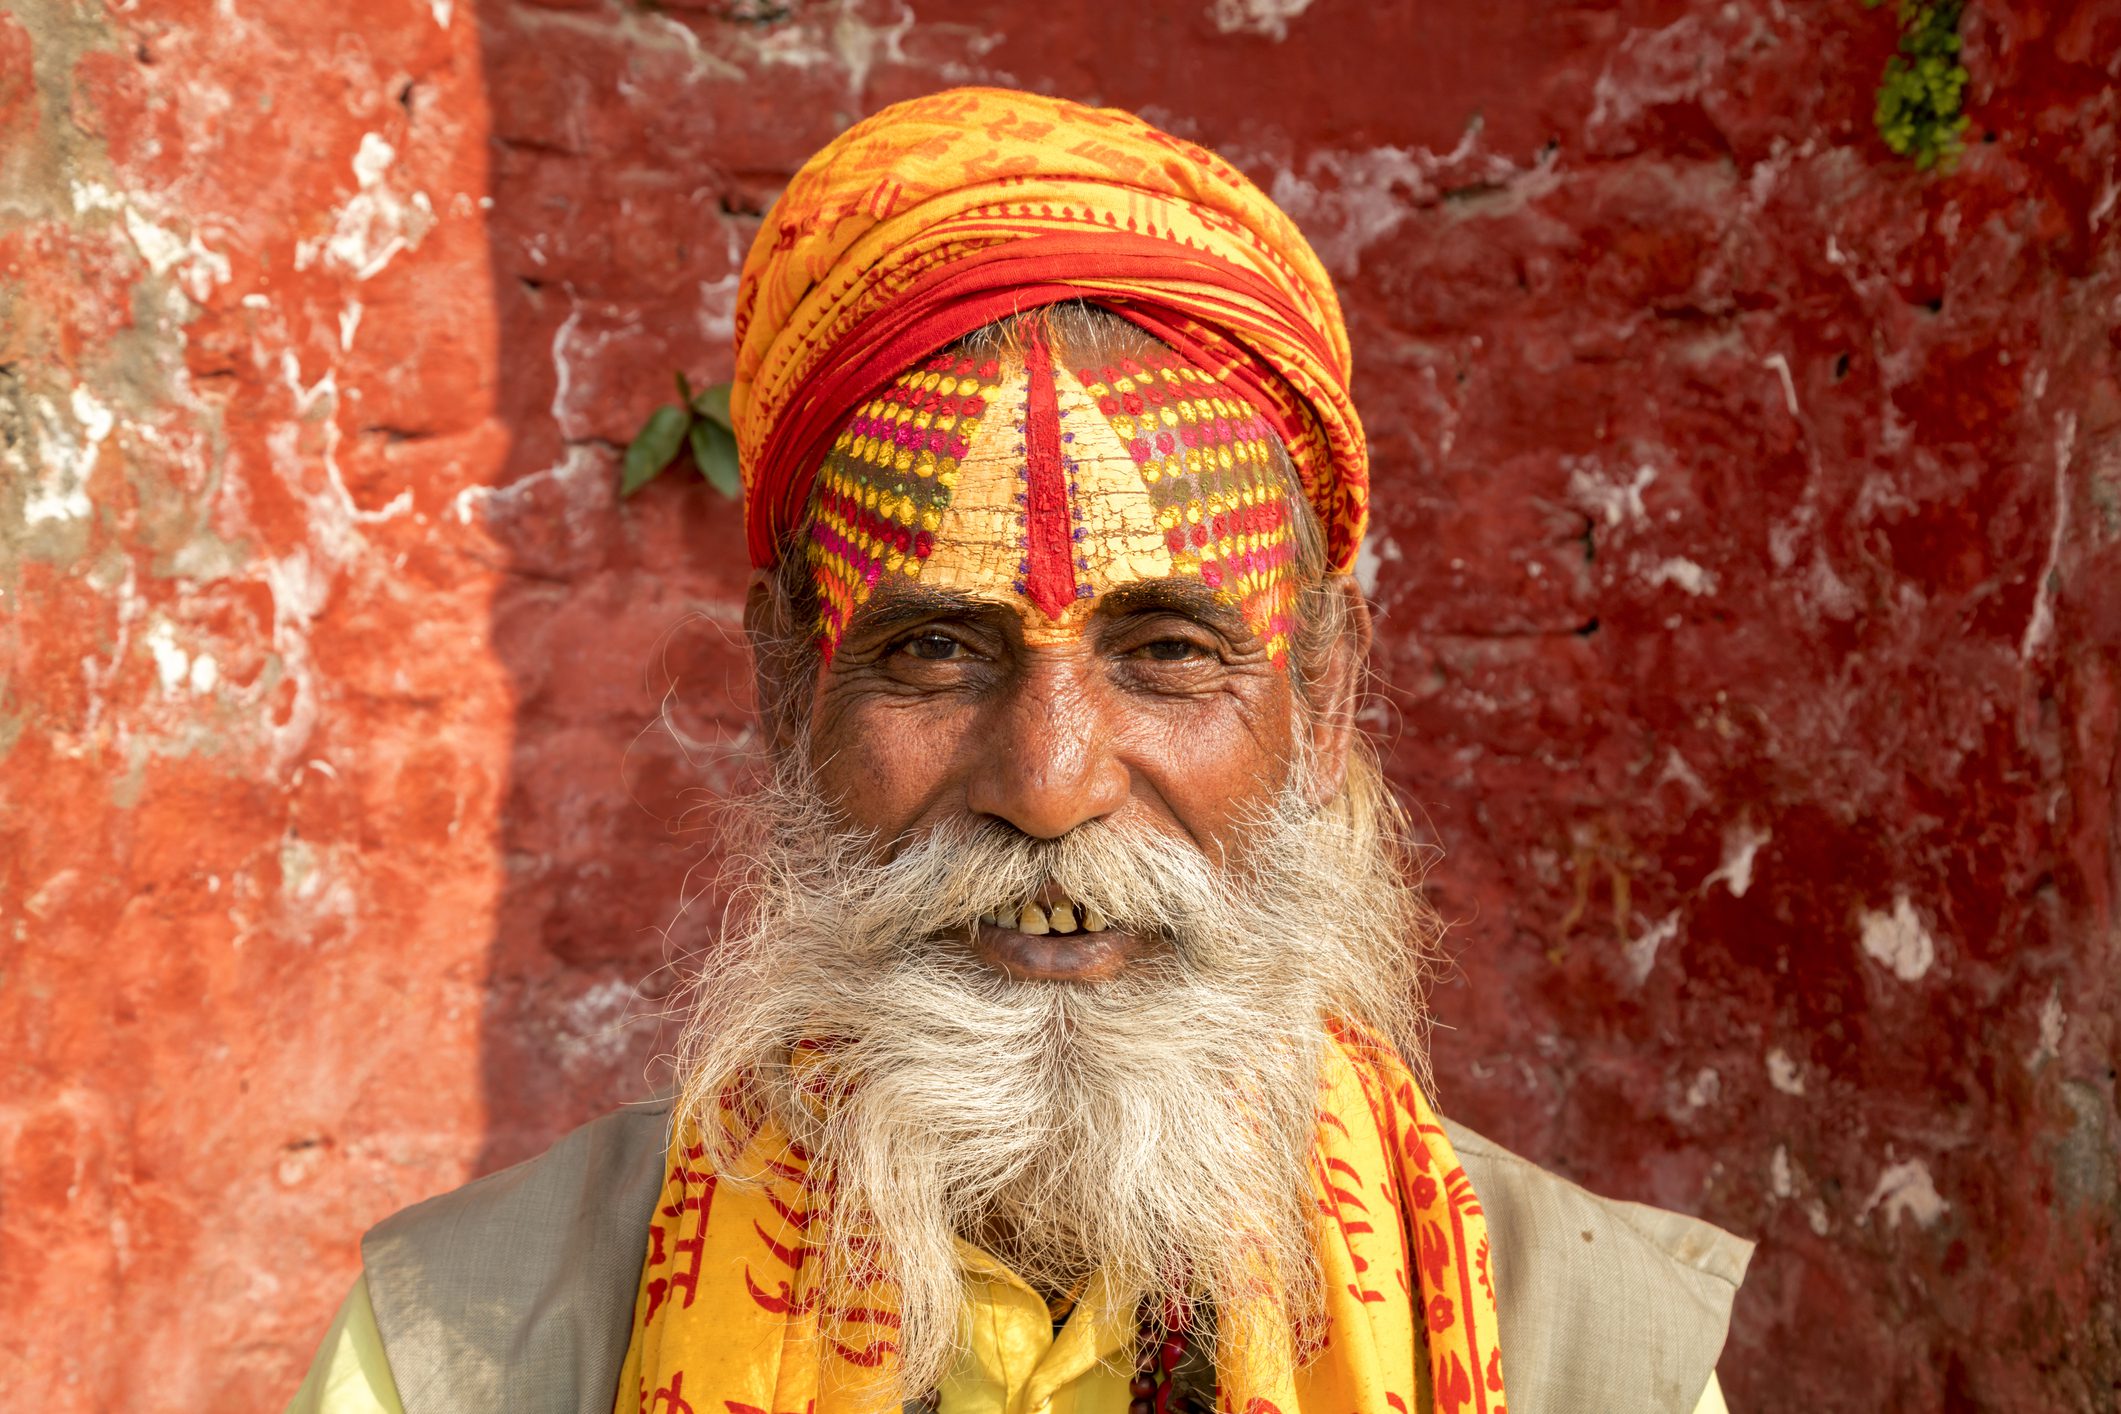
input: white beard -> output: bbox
[671,752,1436,1397]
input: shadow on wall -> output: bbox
[465,4,748,1173]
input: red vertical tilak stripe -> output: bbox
[1020,330,1078,619]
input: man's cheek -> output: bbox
[813,696,977,829]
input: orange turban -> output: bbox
[729,87,1368,574]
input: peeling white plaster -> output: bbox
[352,132,395,188]
[120,206,188,272]
[73,558,139,737]
[1682,1067,1721,1112]
[145,622,191,694]
[1264,127,1522,278]
[828,4,915,99]
[451,444,606,528]
[21,387,115,527]
[1770,1145,1794,1198]
[1568,461,1658,528]
[429,0,452,27]
[67,175,233,300]
[1703,819,1770,898]
[1354,534,1402,598]
[1587,16,1717,140]
[1766,1047,1806,1096]
[1656,747,1711,805]
[140,621,218,697]
[1624,912,1681,987]
[70,385,115,465]
[263,551,329,768]
[2028,986,2066,1069]
[276,827,360,930]
[549,306,588,438]
[338,299,363,352]
[549,304,636,442]
[512,2,746,89]
[1646,556,1717,596]
[280,349,335,417]
[299,131,436,281]
[1859,895,1936,982]
[69,179,125,215]
[1269,147,1430,277]
[2020,413,2074,659]
[695,267,741,346]
[1762,352,1800,417]
[1852,468,1917,525]
[1861,1158,1948,1231]
[1208,0,1313,40]
[1804,549,1861,621]
[121,205,232,301]
[1767,520,1799,572]
[272,352,412,553]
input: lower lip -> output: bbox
[971,921,1148,983]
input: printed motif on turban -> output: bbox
[728,86,1370,578]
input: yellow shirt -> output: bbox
[286,1267,1732,1414]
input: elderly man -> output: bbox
[289,89,1749,1414]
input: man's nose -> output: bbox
[964,660,1130,839]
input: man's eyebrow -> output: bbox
[842,587,1004,638]
[1096,579,1251,634]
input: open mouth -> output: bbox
[968,889,1146,981]
[977,893,1108,936]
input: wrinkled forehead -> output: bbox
[802,326,1303,662]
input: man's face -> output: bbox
[809,567,1305,983]
[780,329,1336,983]
[714,325,1408,1353]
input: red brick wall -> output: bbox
[3,1,2116,1408]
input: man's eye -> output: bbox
[901,633,963,661]
[1136,638,1207,662]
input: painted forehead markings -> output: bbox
[804,339,1301,664]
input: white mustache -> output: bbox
[771,806,1302,980]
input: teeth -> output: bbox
[1081,904,1107,933]
[1048,902,1077,934]
[1017,902,1050,935]
[980,911,1000,926]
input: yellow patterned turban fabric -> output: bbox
[727,86,1370,576]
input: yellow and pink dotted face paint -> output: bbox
[805,332,1304,666]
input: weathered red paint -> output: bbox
[1,1,2115,1409]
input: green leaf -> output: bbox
[621,404,693,497]
[689,416,741,499]
[691,381,734,429]
[1870,0,1967,173]
[676,370,695,406]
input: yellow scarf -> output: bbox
[614,1031,1506,1414]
